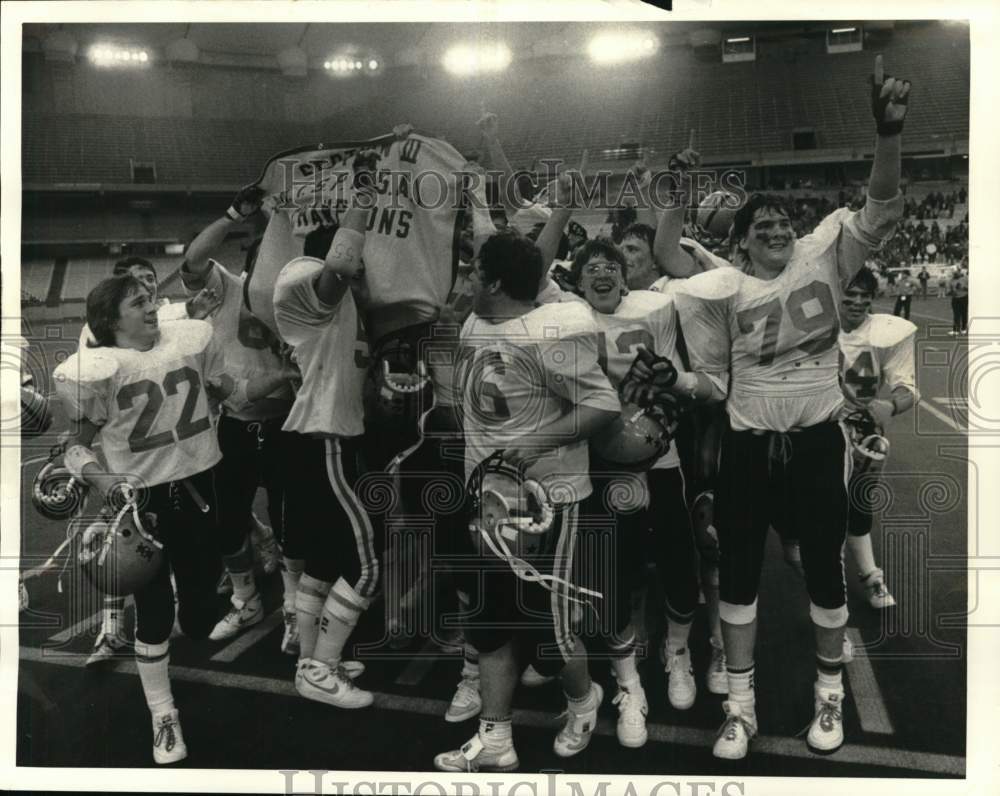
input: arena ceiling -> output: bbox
[22,20,903,68]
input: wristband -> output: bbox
[225,207,245,222]
[64,445,99,479]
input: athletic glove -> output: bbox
[619,347,678,408]
[227,184,265,221]
[870,54,910,136]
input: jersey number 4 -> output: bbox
[843,351,878,400]
[736,280,838,366]
[117,366,211,453]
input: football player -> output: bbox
[568,236,704,746]
[180,187,299,649]
[79,257,222,667]
[53,275,294,763]
[671,55,907,759]
[434,231,621,772]
[838,266,918,608]
[272,157,381,710]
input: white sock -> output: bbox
[847,533,878,578]
[816,654,845,697]
[726,664,756,717]
[478,716,513,750]
[665,617,692,655]
[223,539,256,603]
[612,656,640,687]
[462,644,480,679]
[102,596,125,637]
[281,558,304,614]
[295,576,331,662]
[312,578,370,669]
[135,640,174,715]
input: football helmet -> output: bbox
[842,408,890,474]
[32,445,89,520]
[20,385,53,437]
[466,452,599,603]
[591,403,676,472]
[75,490,163,597]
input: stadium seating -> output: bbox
[21,23,968,186]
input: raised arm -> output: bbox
[182,185,265,287]
[653,132,704,278]
[477,110,522,219]
[314,150,379,306]
[535,150,587,275]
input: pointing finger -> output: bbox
[874,54,884,85]
[688,128,696,151]
[579,148,589,174]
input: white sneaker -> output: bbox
[860,569,896,609]
[151,708,188,764]
[445,674,482,723]
[86,631,130,666]
[663,644,697,710]
[251,517,281,576]
[280,610,299,656]
[434,733,519,772]
[520,664,555,688]
[296,660,373,709]
[208,593,263,641]
[712,700,757,760]
[553,682,603,758]
[706,639,728,696]
[295,657,365,683]
[806,687,845,754]
[612,679,648,748]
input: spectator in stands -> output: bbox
[917,267,930,300]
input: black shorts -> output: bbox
[847,466,882,537]
[646,467,699,621]
[716,421,850,610]
[463,494,599,676]
[285,433,383,596]
[575,469,646,647]
[133,467,224,645]
[215,414,297,556]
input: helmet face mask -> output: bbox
[32,453,90,521]
[469,457,555,564]
[843,408,891,474]
[74,506,163,597]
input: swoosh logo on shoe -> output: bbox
[306,674,340,695]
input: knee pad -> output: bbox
[809,602,849,629]
[719,599,757,625]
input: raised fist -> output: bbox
[228,184,265,221]
[185,286,222,320]
[870,54,910,136]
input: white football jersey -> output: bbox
[273,257,368,438]
[55,320,224,487]
[675,194,903,431]
[587,290,682,469]
[184,260,292,421]
[426,264,475,409]
[459,301,620,504]
[839,314,918,407]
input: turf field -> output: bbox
[14,296,969,777]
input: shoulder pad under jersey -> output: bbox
[867,313,918,349]
[157,319,214,357]
[676,264,744,301]
[617,290,672,318]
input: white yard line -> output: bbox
[920,400,966,433]
[844,627,895,735]
[209,608,284,662]
[18,645,964,776]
